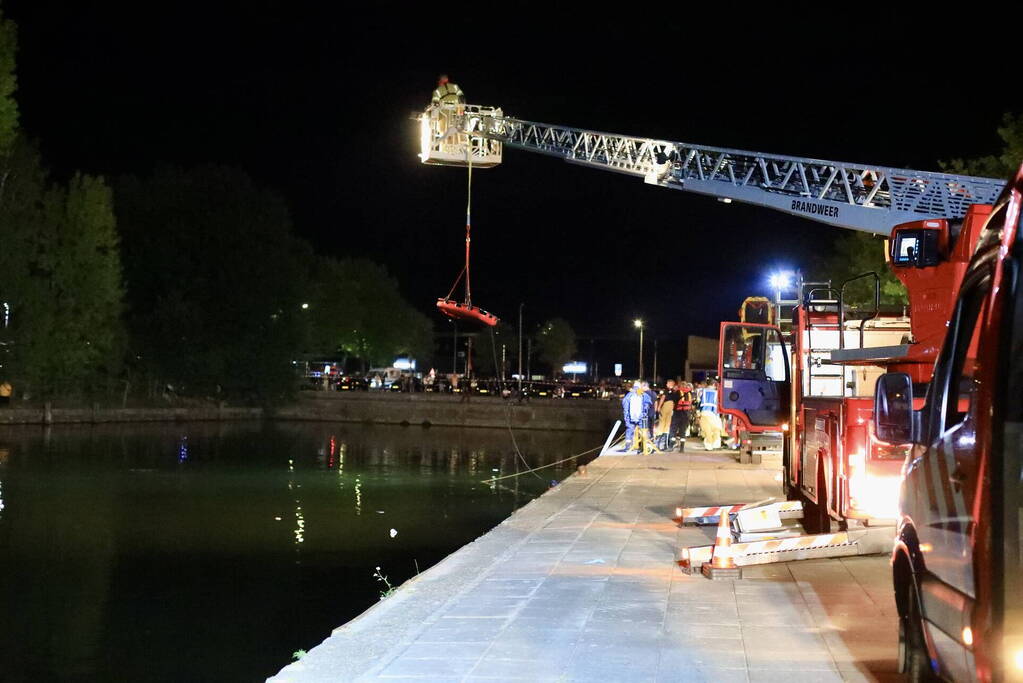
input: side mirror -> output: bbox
[874,372,915,443]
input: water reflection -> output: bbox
[0,421,603,682]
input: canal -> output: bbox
[0,421,605,682]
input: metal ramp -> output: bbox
[675,499,804,525]
[676,498,895,575]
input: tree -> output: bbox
[534,318,577,377]
[0,140,125,394]
[305,257,435,370]
[116,165,308,399]
[0,6,19,159]
[941,112,1023,179]
[469,321,514,378]
[0,8,125,398]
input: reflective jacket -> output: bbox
[699,387,718,413]
[431,82,464,105]
[676,390,693,411]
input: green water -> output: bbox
[0,420,603,682]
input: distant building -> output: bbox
[684,335,717,382]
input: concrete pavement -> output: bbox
[268,447,901,682]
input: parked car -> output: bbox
[469,379,502,396]
[531,382,557,398]
[562,383,596,399]
[336,375,368,391]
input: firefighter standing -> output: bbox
[698,379,723,450]
[656,379,679,451]
[622,381,655,454]
[672,381,694,451]
[431,74,465,105]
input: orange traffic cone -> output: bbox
[711,513,736,568]
[702,511,743,579]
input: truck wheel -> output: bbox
[900,586,936,681]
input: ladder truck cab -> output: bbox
[715,297,788,463]
[873,165,1023,682]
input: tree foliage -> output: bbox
[0,141,124,396]
[0,6,19,158]
[940,112,1023,179]
[306,257,434,368]
[116,165,309,398]
[469,321,515,378]
[534,318,577,377]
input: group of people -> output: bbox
[621,378,726,454]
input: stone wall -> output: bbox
[0,393,621,432]
[0,403,262,425]
[274,392,620,432]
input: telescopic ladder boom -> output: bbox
[423,104,1005,235]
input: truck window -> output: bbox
[1001,238,1023,657]
[723,326,765,372]
[765,338,787,382]
[722,326,787,377]
[943,280,990,431]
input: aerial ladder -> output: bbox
[418,103,1003,234]
[417,100,1006,569]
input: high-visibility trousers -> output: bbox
[656,401,674,436]
[699,411,723,450]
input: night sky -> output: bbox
[7,3,1023,372]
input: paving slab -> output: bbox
[267,447,901,682]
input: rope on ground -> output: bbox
[480,440,612,484]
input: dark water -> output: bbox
[0,420,604,682]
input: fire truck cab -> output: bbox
[874,167,1023,681]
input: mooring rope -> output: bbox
[480,439,621,484]
[487,326,544,481]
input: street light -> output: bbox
[768,272,792,291]
[634,319,644,379]
[769,270,796,325]
[517,303,524,392]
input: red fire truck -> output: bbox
[718,281,913,532]
[872,166,1023,681]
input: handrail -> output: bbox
[838,272,881,350]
